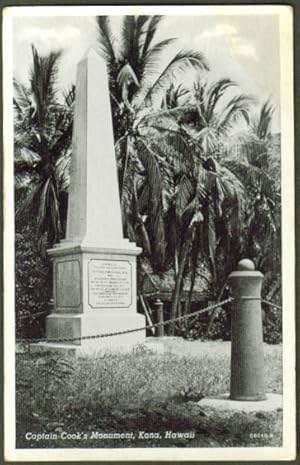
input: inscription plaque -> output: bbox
[56,260,81,309]
[88,260,132,308]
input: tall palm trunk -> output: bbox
[169,227,194,335]
[120,137,130,206]
[186,229,201,315]
[186,254,197,316]
[205,280,228,337]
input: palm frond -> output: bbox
[137,183,150,214]
[255,99,275,140]
[141,16,164,58]
[117,63,140,106]
[37,177,51,228]
[218,94,254,132]
[181,196,200,224]
[49,109,73,161]
[145,125,194,176]
[196,163,214,201]
[14,172,34,191]
[49,181,62,242]
[117,63,140,89]
[137,104,191,130]
[63,85,76,107]
[14,146,41,169]
[96,16,118,68]
[162,82,190,109]
[137,49,209,108]
[55,150,71,192]
[217,165,245,201]
[206,78,236,122]
[141,38,176,78]
[175,174,194,220]
[222,159,258,188]
[197,126,219,154]
[30,45,62,127]
[15,180,42,222]
[36,177,61,243]
[121,16,136,64]
[13,79,31,109]
[136,15,149,32]
[135,137,166,269]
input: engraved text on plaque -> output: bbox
[88,260,132,308]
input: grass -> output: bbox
[16,341,282,448]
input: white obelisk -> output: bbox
[65,49,125,248]
[39,49,145,355]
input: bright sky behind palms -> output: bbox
[12,11,281,131]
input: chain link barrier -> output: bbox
[261,299,282,310]
[16,297,281,346]
[16,297,234,345]
[17,310,50,321]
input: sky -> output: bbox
[12,12,281,131]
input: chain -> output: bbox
[261,299,282,310]
[16,297,282,345]
[234,296,261,301]
[17,310,50,321]
[16,297,233,345]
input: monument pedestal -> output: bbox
[34,242,145,356]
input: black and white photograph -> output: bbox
[3,5,295,461]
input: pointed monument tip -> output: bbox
[81,47,105,64]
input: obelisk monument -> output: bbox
[41,49,145,355]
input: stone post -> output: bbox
[228,259,266,401]
[154,299,164,337]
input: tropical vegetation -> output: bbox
[14,16,281,341]
[14,45,74,249]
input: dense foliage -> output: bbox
[15,225,52,339]
[14,46,74,248]
[14,16,282,342]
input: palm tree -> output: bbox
[116,73,254,334]
[14,46,74,248]
[226,100,281,314]
[96,15,209,185]
[147,78,253,331]
[223,99,280,269]
[98,18,274,336]
[97,16,208,132]
[96,15,209,270]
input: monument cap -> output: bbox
[82,47,101,62]
[237,259,255,271]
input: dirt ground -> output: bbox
[145,337,282,358]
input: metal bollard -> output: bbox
[228,259,266,401]
[154,299,164,337]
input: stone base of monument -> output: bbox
[30,312,146,358]
[37,242,146,357]
[198,392,283,413]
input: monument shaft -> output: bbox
[66,50,123,247]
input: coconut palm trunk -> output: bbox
[169,225,195,335]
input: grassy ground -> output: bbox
[16,340,282,448]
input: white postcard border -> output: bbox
[3,4,296,461]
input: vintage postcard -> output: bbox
[3,4,295,462]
